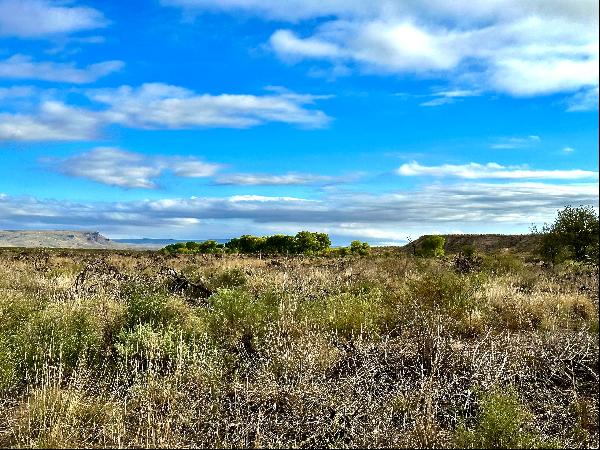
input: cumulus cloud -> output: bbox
[0,0,107,38]
[215,172,355,185]
[398,161,598,180]
[168,0,599,100]
[47,147,222,188]
[1,181,597,240]
[0,84,331,141]
[0,55,124,83]
[0,101,102,141]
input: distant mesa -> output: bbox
[402,233,543,254]
[0,230,125,249]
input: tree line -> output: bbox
[160,231,371,256]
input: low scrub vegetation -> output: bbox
[0,238,597,448]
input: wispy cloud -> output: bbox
[420,89,481,107]
[88,83,331,129]
[0,55,123,83]
[46,147,222,189]
[215,172,357,185]
[566,86,599,112]
[0,0,108,38]
[490,135,541,149]
[1,181,597,239]
[0,84,332,141]
[397,161,598,180]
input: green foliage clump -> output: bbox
[481,252,525,275]
[454,387,552,449]
[408,270,480,315]
[205,289,279,348]
[226,231,331,255]
[162,240,225,255]
[533,205,599,264]
[225,235,267,254]
[350,240,371,255]
[293,231,331,254]
[299,288,386,338]
[416,235,445,257]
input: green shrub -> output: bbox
[416,235,445,257]
[408,270,479,314]
[16,304,104,376]
[533,205,599,264]
[454,387,552,449]
[350,240,371,255]
[461,244,477,258]
[208,267,248,289]
[299,289,386,338]
[206,289,279,348]
[481,253,525,275]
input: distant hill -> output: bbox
[402,234,543,254]
[0,230,127,249]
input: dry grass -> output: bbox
[0,248,597,448]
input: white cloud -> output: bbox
[215,172,354,185]
[88,83,331,129]
[567,86,599,111]
[420,89,481,107]
[0,86,34,99]
[562,146,575,154]
[0,101,102,141]
[398,161,598,180]
[47,147,222,188]
[0,55,123,83]
[1,181,597,240]
[170,0,599,100]
[0,0,107,38]
[490,135,541,149]
[0,84,331,141]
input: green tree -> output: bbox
[416,235,445,258]
[264,234,296,254]
[294,231,331,254]
[226,235,267,254]
[533,205,599,264]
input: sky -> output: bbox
[0,0,598,245]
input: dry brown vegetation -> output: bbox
[0,248,598,448]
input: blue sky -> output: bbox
[0,0,598,244]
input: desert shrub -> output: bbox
[299,288,386,338]
[15,304,105,377]
[206,289,279,349]
[416,235,445,258]
[115,323,195,372]
[533,205,599,264]
[350,240,371,255]
[460,244,477,257]
[208,267,248,289]
[407,270,481,316]
[6,386,123,448]
[454,387,551,449]
[481,252,525,275]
